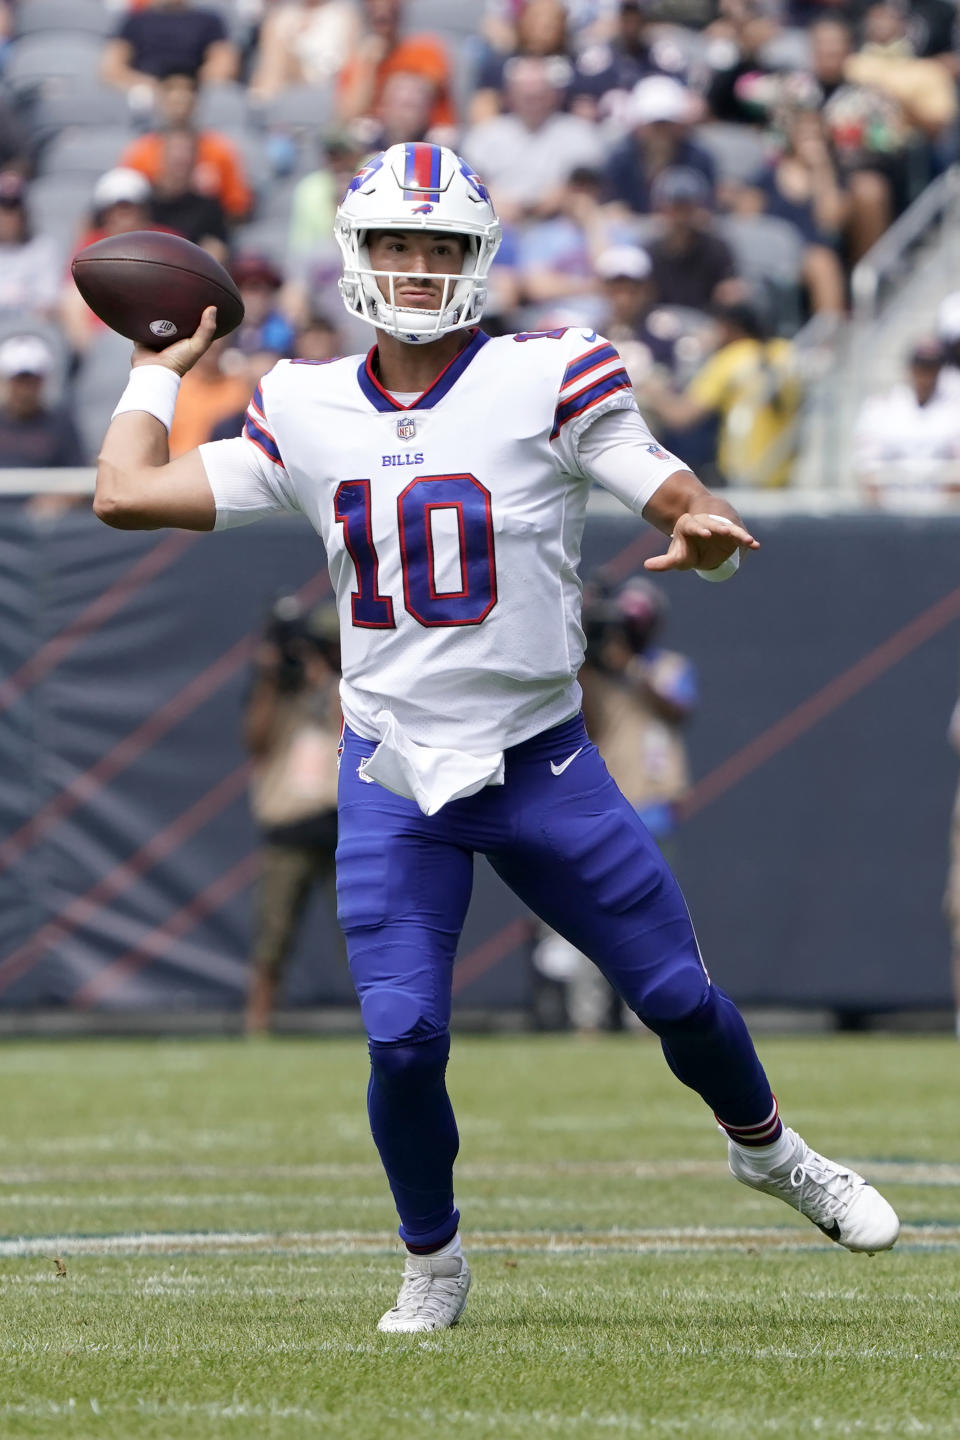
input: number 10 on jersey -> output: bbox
[334,473,498,629]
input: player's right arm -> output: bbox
[95,307,296,533]
[94,307,219,531]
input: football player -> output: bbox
[94,143,899,1332]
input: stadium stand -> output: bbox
[0,0,955,478]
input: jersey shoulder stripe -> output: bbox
[551,366,632,438]
[243,378,288,468]
[560,342,620,392]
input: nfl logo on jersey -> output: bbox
[397,415,416,440]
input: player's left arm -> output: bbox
[641,469,759,576]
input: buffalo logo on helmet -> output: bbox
[412,203,435,214]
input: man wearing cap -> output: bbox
[0,173,59,318]
[854,339,960,504]
[646,166,738,311]
[605,75,715,215]
[0,337,83,469]
[597,243,673,368]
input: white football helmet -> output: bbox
[334,142,502,345]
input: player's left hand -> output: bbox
[644,512,759,574]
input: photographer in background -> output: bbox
[244,597,345,1034]
[531,577,699,1032]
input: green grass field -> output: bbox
[1,1033,958,1440]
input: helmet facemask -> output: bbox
[339,228,488,344]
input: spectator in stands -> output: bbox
[337,0,456,133]
[514,166,625,330]
[646,167,739,311]
[572,0,689,125]
[605,75,715,214]
[462,56,607,225]
[119,72,253,222]
[853,339,960,504]
[471,0,574,124]
[229,255,297,371]
[847,0,957,142]
[705,0,783,126]
[734,91,848,314]
[483,0,619,56]
[168,335,252,456]
[0,174,60,317]
[102,0,239,99]
[295,312,342,361]
[250,0,362,98]
[809,17,907,259]
[638,299,801,487]
[148,129,230,257]
[0,93,30,176]
[61,169,158,353]
[595,244,683,378]
[0,337,82,469]
[374,71,441,148]
[289,132,367,263]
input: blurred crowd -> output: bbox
[1,0,960,485]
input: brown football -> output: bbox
[71,231,245,350]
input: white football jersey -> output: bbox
[200,327,686,788]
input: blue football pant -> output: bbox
[336,713,774,1248]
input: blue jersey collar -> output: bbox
[357,328,488,413]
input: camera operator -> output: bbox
[531,577,699,1032]
[244,596,345,1033]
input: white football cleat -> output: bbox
[729,1126,900,1253]
[377,1252,472,1333]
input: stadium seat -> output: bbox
[759,28,814,70]
[3,32,103,95]
[39,126,130,179]
[231,217,291,269]
[13,0,113,38]
[253,85,335,139]
[219,129,274,191]
[696,123,769,185]
[30,84,132,136]
[74,330,137,465]
[719,214,805,285]
[256,176,300,223]
[27,173,93,254]
[402,0,482,39]
[195,83,249,132]
[719,212,806,330]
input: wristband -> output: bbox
[695,514,742,583]
[111,365,181,432]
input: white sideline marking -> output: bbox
[0,1158,957,1185]
[0,1224,958,1259]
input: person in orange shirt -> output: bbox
[337,0,455,131]
[120,72,253,220]
[168,336,252,456]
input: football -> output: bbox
[71,231,245,351]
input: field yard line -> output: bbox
[1,1224,959,1258]
[0,1158,957,1185]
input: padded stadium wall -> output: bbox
[0,497,956,1019]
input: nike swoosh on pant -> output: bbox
[549,747,584,777]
